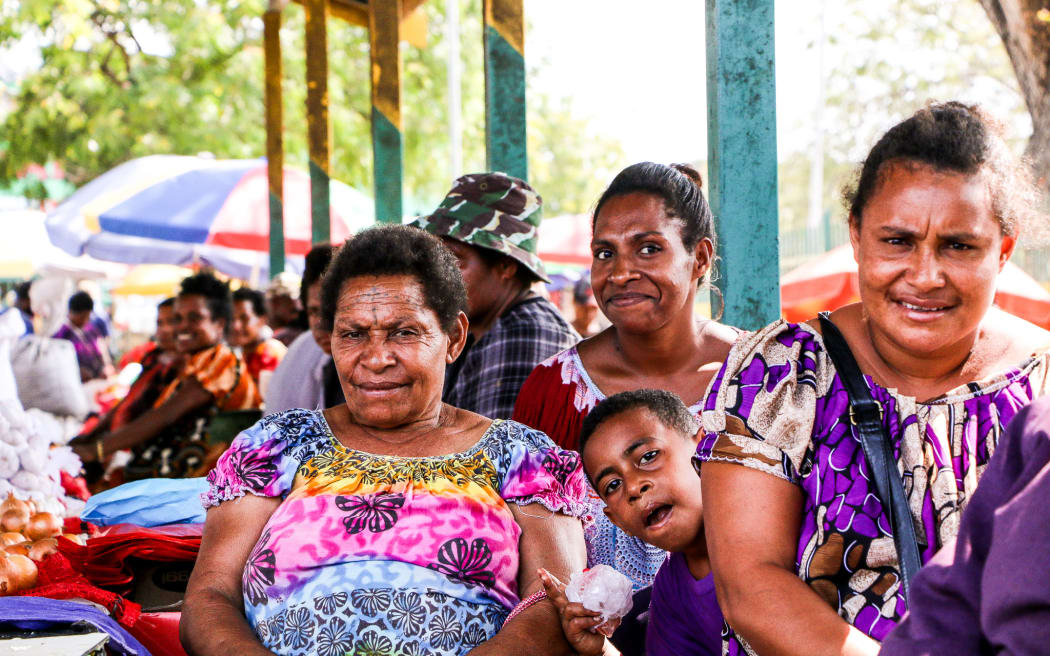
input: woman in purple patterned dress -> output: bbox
[697,102,1050,655]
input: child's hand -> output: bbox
[538,568,620,656]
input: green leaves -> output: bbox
[1,0,622,217]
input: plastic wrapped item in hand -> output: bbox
[564,564,634,627]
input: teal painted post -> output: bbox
[705,0,780,330]
[483,0,527,181]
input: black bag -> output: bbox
[818,312,923,600]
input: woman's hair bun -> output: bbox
[670,163,703,190]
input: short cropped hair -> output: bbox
[232,287,266,317]
[321,225,468,332]
[301,244,335,303]
[579,388,699,456]
[68,291,94,313]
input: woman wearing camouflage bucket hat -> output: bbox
[412,172,579,421]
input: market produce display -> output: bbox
[0,494,72,594]
[0,399,84,518]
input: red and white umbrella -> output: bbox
[781,244,1050,328]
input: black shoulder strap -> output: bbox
[817,312,923,600]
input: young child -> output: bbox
[540,389,723,656]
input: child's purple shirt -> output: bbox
[646,552,723,656]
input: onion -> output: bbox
[25,513,61,541]
[61,533,86,546]
[0,533,25,547]
[0,496,29,517]
[3,542,29,557]
[0,509,27,533]
[0,556,13,595]
[27,538,57,562]
[6,554,37,592]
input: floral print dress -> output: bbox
[697,321,1050,654]
[203,409,591,656]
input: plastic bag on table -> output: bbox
[83,477,209,527]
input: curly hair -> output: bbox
[844,101,1042,239]
[178,272,232,325]
[321,225,468,332]
[593,162,716,254]
[232,287,266,318]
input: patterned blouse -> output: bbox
[514,347,691,590]
[697,320,1050,653]
[203,410,591,656]
[155,343,258,411]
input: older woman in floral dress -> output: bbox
[181,226,591,656]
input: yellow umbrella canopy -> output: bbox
[111,265,193,297]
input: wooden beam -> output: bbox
[304,0,330,244]
[483,0,527,181]
[705,0,780,329]
[264,9,285,277]
[369,0,404,223]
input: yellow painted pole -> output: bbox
[304,0,330,244]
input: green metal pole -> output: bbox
[369,0,404,224]
[483,0,527,181]
[705,0,780,330]
[264,9,285,278]
[304,0,330,244]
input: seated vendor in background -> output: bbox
[265,273,303,347]
[72,273,258,480]
[264,244,345,413]
[74,297,182,487]
[230,287,287,403]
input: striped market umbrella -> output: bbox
[46,155,374,280]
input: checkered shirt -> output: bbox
[443,296,580,420]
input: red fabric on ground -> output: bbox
[22,551,142,627]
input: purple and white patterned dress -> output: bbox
[697,320,1050,654]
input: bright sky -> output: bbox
[525,0,823,164]
[524,0,1028,164]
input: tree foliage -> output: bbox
[0,0,623,215]
[779,0,1034,236]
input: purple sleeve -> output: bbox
[881,396,1050,654]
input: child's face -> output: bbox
[582,406,704,553]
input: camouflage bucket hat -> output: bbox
[411,172,550,283]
